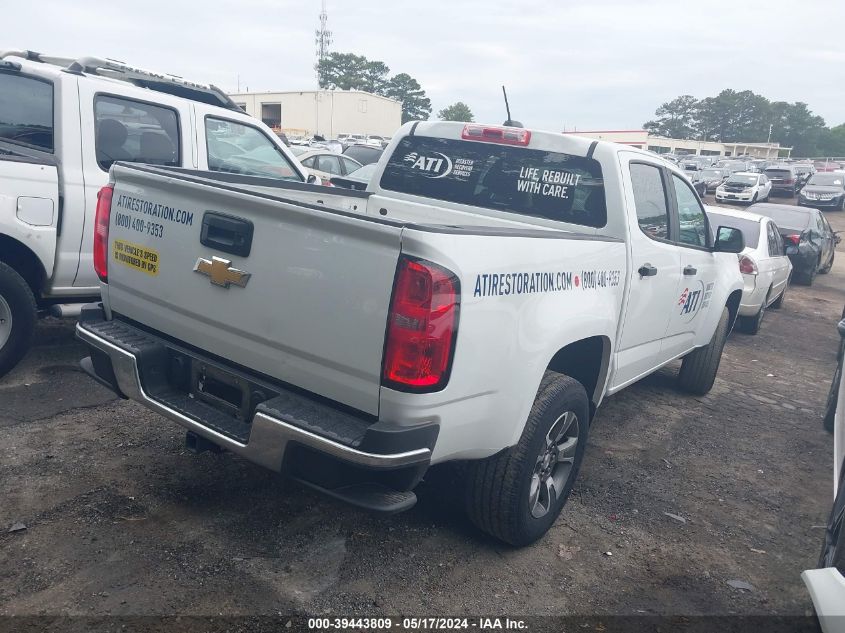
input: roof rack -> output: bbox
[0,50,241,111]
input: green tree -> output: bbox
[437,102,474,122]
[695,90,771,142]
[317,52,371,90]
[317,53,390,93]
[643,95,699,139]
[385,73,432,123]
[818,124,845,157]
[317,52,432,124]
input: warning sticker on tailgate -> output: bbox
[113,239,160,276]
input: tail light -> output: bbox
[738,255,758,275]
[785,234,801,246]
[462,124,531,146]
[382,256,460,391]
[93,185,113,282]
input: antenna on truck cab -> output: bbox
[502,85,523,128]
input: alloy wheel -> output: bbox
[529,411,580,519]
[0,294,12,350]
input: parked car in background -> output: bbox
[749,203,838,285]
[816,161,845,173]
[764,165,800,197]
[294,149,362,182]
[705,207,791,334]
[698,167,730,193]
[802,312,845,633]
[328,162,378,190]
[799,172,845,211]
[363,135,387,148]
[716,159,749,173]
[715,172,771,204]
[343,143,384,165]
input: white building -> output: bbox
[567,129,790,159]
[229,89,402,139]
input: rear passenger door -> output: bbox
[766,221,790,298]
[611,159,682,390]
[661,171,721,359]
[76,80,190,288]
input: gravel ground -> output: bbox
[0,197,843,623]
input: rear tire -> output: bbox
[817,458,845,571]
[820,252,834,274]
[739,295,768,335]
[464,372,590,546]
[0,261,37,379]
[771,283,787,309]
[677,307,730,395]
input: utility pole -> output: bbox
[315,0,332,85]
[767,123,772,144]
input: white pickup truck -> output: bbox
[77,121,745,545]
[0,50,309,377]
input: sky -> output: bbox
[6,0,845,131]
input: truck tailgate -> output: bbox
[104,164,403,415]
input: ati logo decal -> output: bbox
[403,151,453,178]
[678,287,702,315]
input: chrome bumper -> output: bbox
[76,323,431,473]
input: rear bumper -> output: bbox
[802,568,845,632]
[76,306,437,511]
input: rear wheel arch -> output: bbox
[725,290,742,330]
[0,234,47,299]
[545,336,611,416]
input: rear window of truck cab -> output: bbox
[379,136,607,228]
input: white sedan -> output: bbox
[706,206,792,334]
[715,171,772,204]
[803,313,845,633]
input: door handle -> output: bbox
[638,264,658,278]
[683,265,697,276]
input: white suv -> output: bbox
[715,171,772,204]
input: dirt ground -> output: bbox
[1,196,843,622]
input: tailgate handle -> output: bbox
[201,212,254,257]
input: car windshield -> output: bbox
[726,176,757,185]
[707,212,761,247]
[750,205,812,231]
[808,174,844,187]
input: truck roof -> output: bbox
[0,50,240,111]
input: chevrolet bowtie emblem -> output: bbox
[193,256,251,288]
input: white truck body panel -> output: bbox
[0,159,58,277]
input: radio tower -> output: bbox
[315,0,332,84]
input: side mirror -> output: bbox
[713,226,745,253]
[838,318,845,339]
[306,174,318,185]
[835,232,842,245]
